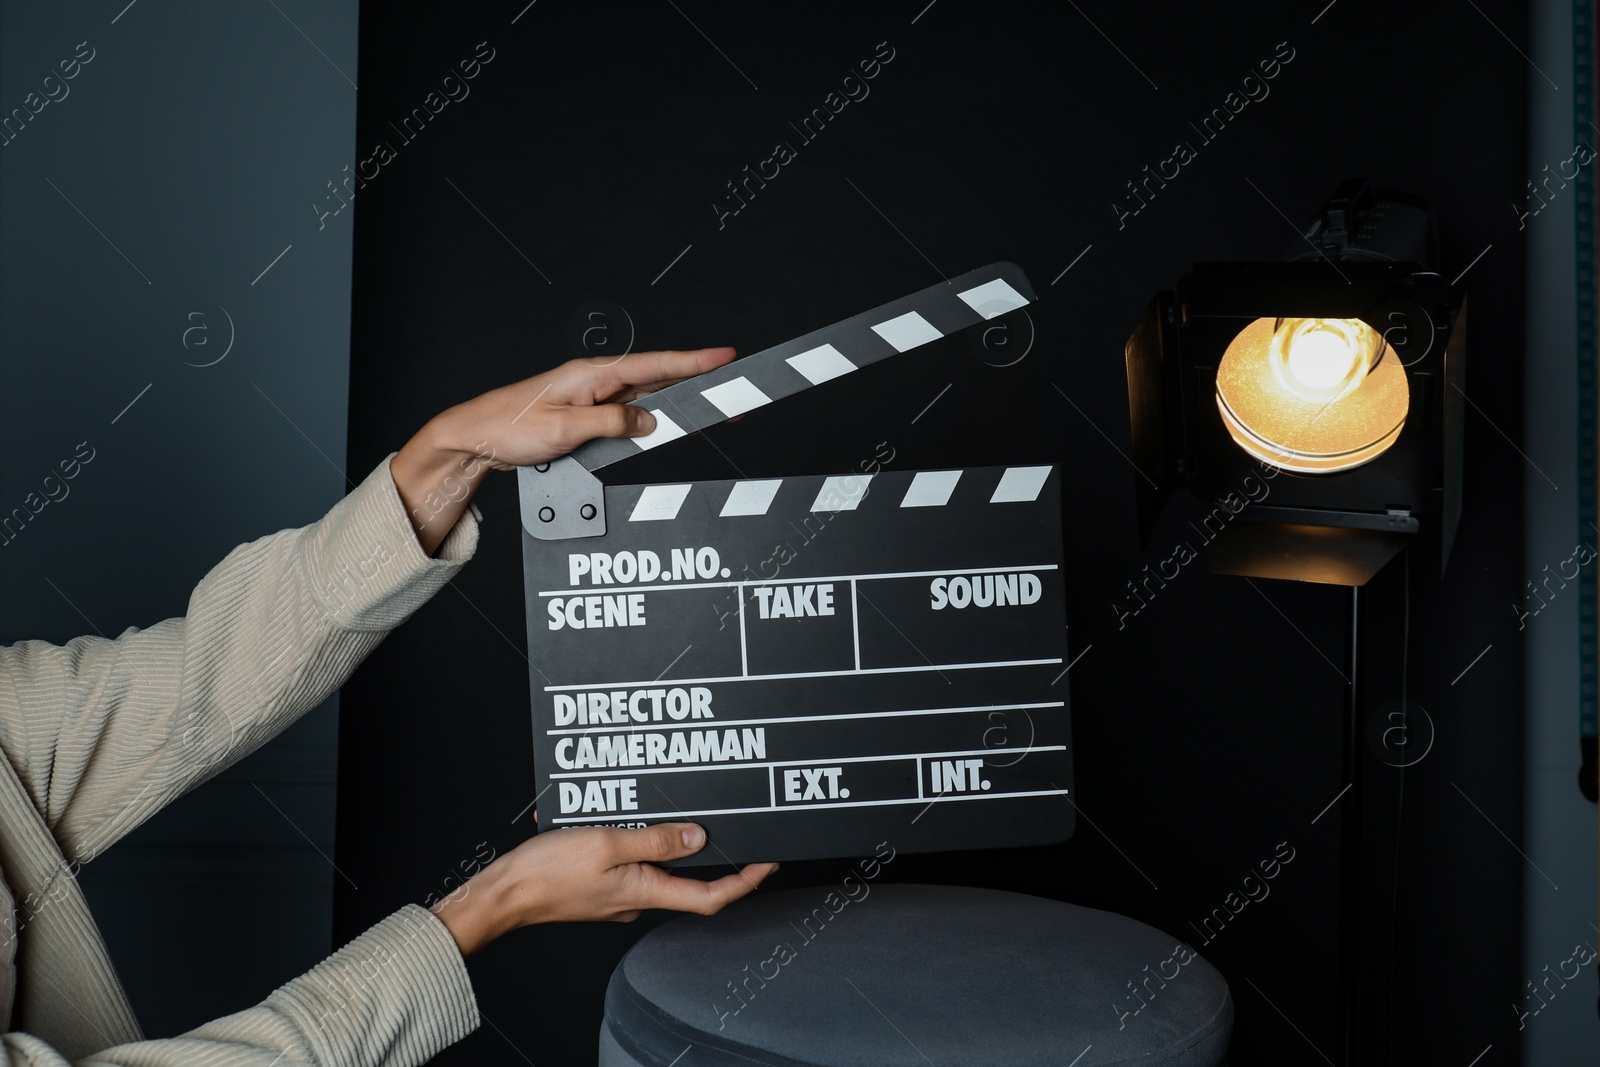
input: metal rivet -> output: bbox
[538,506,555,523]
[534,462,551,473]
[580,503,597,520]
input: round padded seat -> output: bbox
[600,883,1232,1067]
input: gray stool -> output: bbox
[600,883,1232,1066]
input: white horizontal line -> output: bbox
[546,701,1065,735]
[543,657,1064,692]
[549,744,1067,779]
[540,563,1060,597]
[551,787,1071,822]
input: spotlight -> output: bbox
[1124,179,1466,585]
[1123,180,1473,1067]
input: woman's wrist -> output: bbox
[431,859,520,958]
[390,411,494,556]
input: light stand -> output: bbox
[1123,179,1466,1065]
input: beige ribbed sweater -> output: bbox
[0,454,482,1065]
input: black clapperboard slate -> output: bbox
[518,263,1074,864]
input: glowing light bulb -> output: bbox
[1269,317,1382,402]
[1287,327,1359,391]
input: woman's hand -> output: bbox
[390,347,736,554]
[429,821,778,957]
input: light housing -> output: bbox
[1124,180,1466,586]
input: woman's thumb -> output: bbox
[627,822,707,863]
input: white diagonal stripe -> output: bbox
[811,475,872,512]
[786,343,857,385]
[630,409,688,450]
[958,278,1029,319]
[872,311,942,352]
[630,484,692,521]
[701,376,772,417]
[720,479,783,516]
[990,466,1051,502]
[901,470,962,507]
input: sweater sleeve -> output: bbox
[1,905,479,1067]
[0,453,481,864]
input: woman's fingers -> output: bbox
[613,376,693,404]
[613,382,746,424]
[579,347,737,394]
[723,862,781,895]
[544,403,657,450]
[639,863,780,915]
[602,824,779,915]
[609,822,710,865]
[452,348,735,468]
[465,821,779,939]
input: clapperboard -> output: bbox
[518,263,1073,864]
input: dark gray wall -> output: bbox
[0,1,359,1038]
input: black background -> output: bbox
[335,2,1528,1064]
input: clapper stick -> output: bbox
[518,261,1036,540]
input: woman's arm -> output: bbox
[0,347,763,1066]
[0,822,772,1067]
[0,452,477,863]
[0,347,735,862]
[3,904,474,1067]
